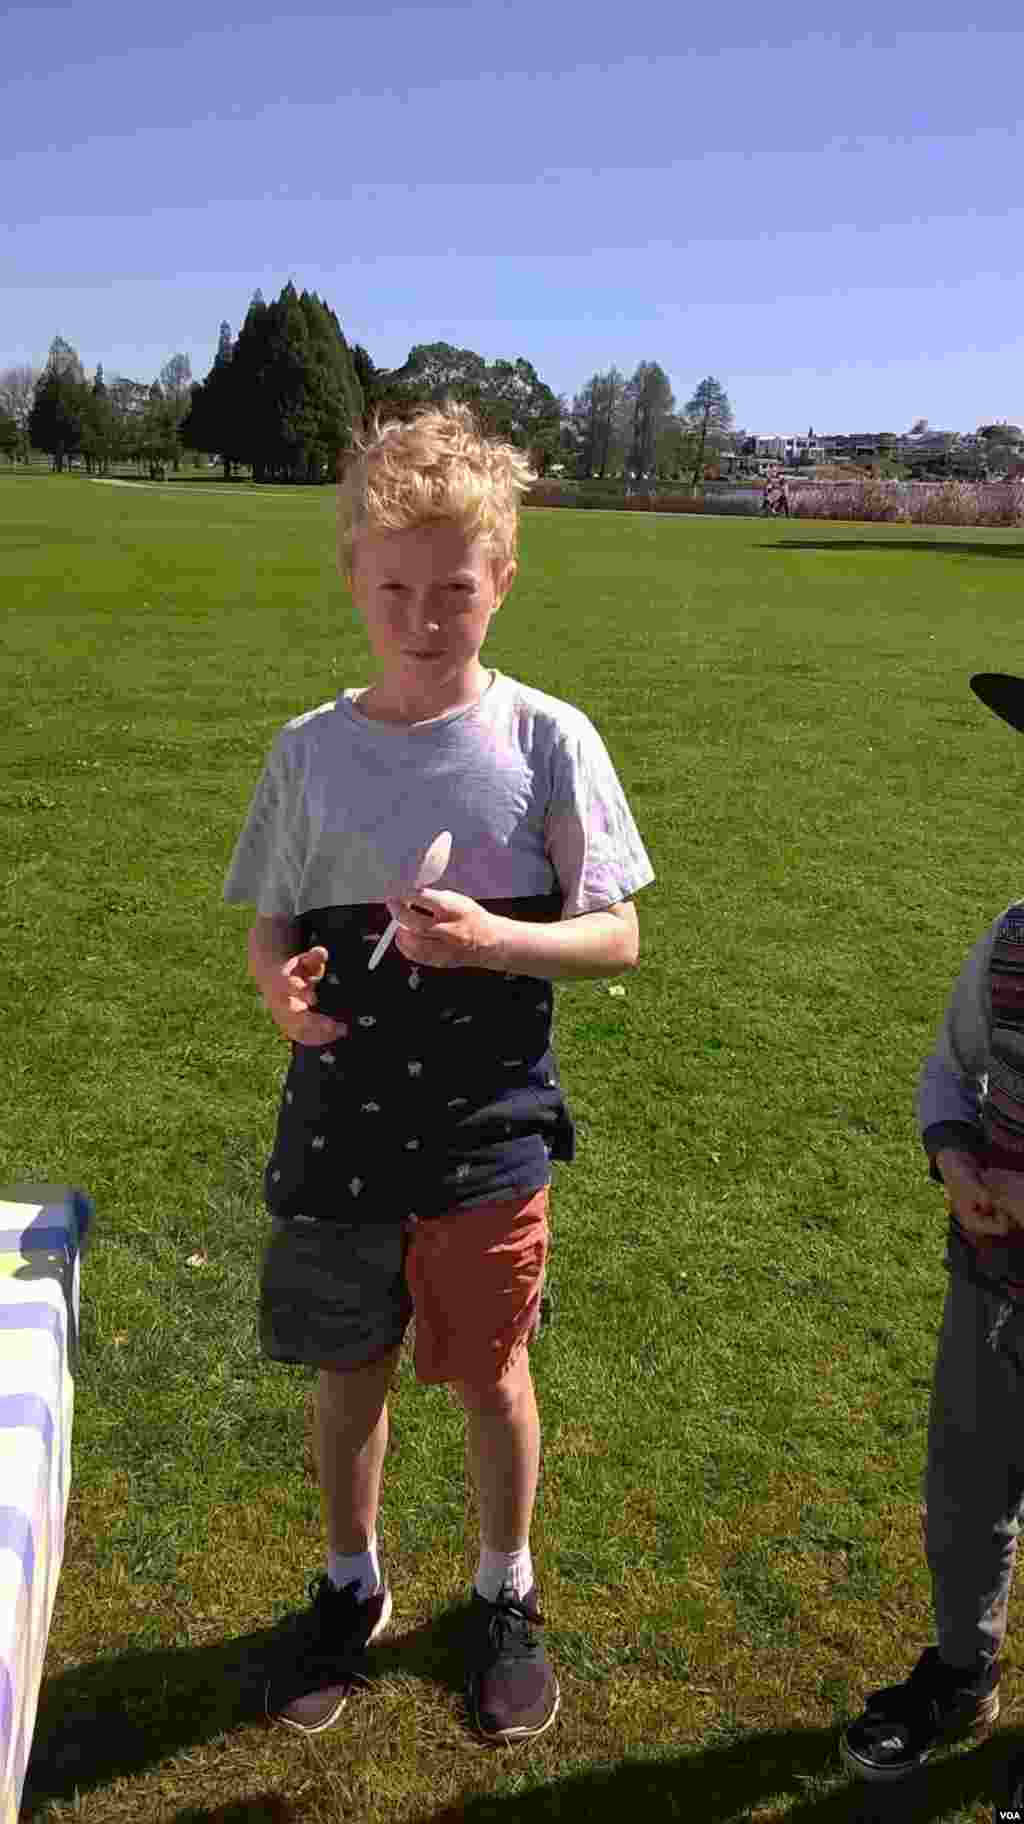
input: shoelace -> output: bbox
[487,1590,541,1655]
[297,1575,369,1676]
[866,1652,962,1731]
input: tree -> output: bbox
[159,353,193,406]
[481,357,562,475]
[684,377,734,490]
[374,341,561,476]
[656,415,701,482]
[0,365,40,460]
[297,290,364,481]
[106,376,152,468]
[567,368,629,478]
[183,286,363,483]
[382,342,488,420]
[155,354,194,472]
[977,422,1024,476]
[136,381,181,477]
[0,409,18,461]
[180,322,238,477]
[351,344,392,425]
[28,337,91,470]
[623,362,676,482]
[79,364,118,474]
[909,418,929,435]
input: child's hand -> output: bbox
[936,1149,1009,1240]
[384,888,504,971]
[259,947,348,1047]
[981,1167,1024,1236]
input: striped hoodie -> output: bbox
[918,901,1024,1296]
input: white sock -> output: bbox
[328,1535,382,1602]
[475,1542,533,1604]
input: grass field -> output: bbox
[3,471,1024,1823]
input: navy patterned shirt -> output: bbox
[224,668,656,1224]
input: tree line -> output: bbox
[1,280,734,488]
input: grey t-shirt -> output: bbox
[224,668,656,1223]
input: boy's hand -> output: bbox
[936,1148,1009,1240]
[384,888,504,971]
[982,1167,1024,1235]
[258,946,349,1047]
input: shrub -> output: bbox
[791,480,905,523]
[911,480,1024,528]
[526,478,1024,527]
[791,478,1024,527]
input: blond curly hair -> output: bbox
[337,397,537,582]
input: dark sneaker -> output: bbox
[1001,1749,1024,1817]
[841,1646,1000,1781]
[265,1573,392,1734]
[466,1583,560,1744]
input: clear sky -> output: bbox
[4,0,1022,435]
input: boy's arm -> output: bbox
[493,900,639,982]
[247,915,345,1045]
[917,917,1000,1180]
[248,915,303,992]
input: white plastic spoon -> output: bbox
[367,830,453,970]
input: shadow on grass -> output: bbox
[422,1728,1024,1824]
[772,539,1024,560]
[20,1599,470,1817]
[22,1606,1024,1824]
[172,1801,295,1822]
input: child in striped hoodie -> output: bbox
[842,672,1024,1785]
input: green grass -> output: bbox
[4,470,1024,1822]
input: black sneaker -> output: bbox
[1000,1749,1024,1818]
[466,1583,560,1744]
[841,1646,1000,1781]
[265,1573,392,1734]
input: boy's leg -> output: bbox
[458,1343,558,1741]
[458,1347,540,1556]
[316,1345,402,1555]
[841,1269,1021,1778]
[403,1189,557,1740]
[923,1270,1024,1672]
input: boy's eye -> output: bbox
[381,583,474,594]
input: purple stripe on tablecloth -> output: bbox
[0,1230,73,1255]
[0,1657,11,1777]
[14,1692,28,1801]
[0,1397,63,1537]
[0,1304,65,1343]
[0,1397,54,1458]
[0,1509,35,1591]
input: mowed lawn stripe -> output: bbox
[3,473,1023,1821]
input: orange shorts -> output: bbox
[405,1187,549,1385]
[259,1185,550,1387]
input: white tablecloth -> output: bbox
[0,1185,91,1824]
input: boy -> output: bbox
[841,671,1024,1782]
[223,401,656,1744]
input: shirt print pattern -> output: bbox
[262,891,577,1225]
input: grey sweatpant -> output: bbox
[923,1266,1024,1672]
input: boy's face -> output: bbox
[348,524,516,685]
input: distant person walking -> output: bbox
[761,474,789,517]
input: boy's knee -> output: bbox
[317,1345,400,1414]
[457,1348,533,1417]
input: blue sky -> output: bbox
[4,1,1022,434]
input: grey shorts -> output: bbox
[259,1214,413,1372]
[258,1188,550,1382]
